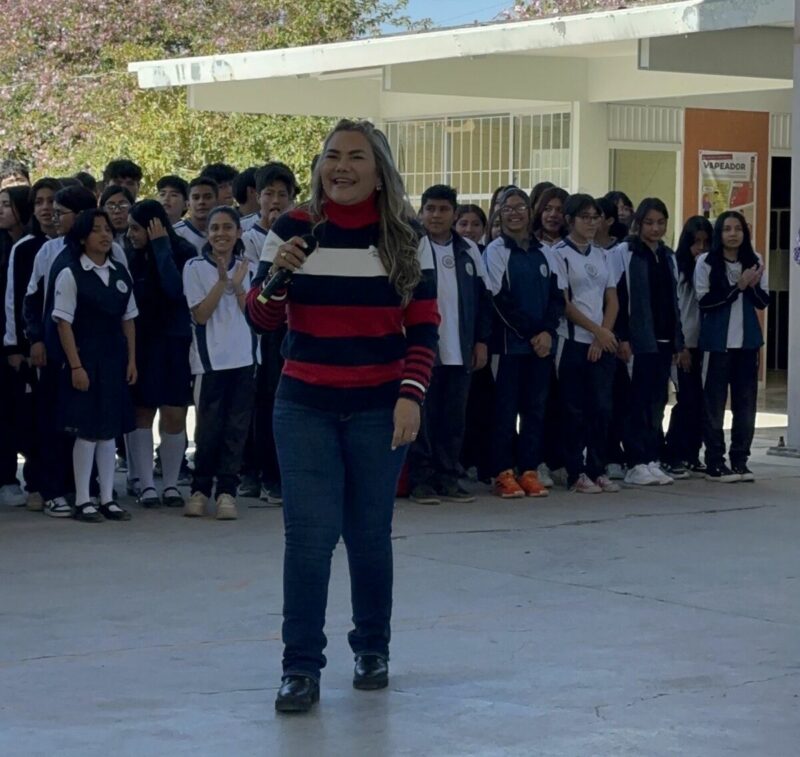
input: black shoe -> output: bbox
[161,487,185,507]
[409,484,441,505]
[731,464,755,482]
[688,460,707,476]
[138,487,161,508]
[437,482,476,503]
[705,464,741,483]
[353,654,389,690]
[99,501,132,521]
[237,474,261,498]
[275,675,320,713]
[662,461,690,480]
[74,502,104,523]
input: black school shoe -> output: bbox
[705,464,741,483]
[353,654,389,690]
[99,501,132,521]
[661,461,690,480]
[74,502,104,523]
[731,464,755,482]
[275,675,320,713]
[437,482,476,503]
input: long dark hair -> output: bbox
[129,199,181,249]
[709,211,758,268]
[675,215,713,287]
[531,186,568,238]
[29,178,62,237]
[64,209,114,260]
[1,185,34,230]
[54,185,97,215]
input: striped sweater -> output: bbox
[245,197,439,412]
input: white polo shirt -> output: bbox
[554,239,616,345]
[430,238,463,366]
[240,212,258,232]
[242,223,270,271]
[174,219,206,257]
[182,254,254,374]
[52,256,138,324]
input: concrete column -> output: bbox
[570,101,610,195]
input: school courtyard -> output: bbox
[1,419,798,757]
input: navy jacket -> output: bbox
[428,231,493,371]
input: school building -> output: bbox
[129,0,800,448]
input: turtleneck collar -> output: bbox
[323,193,380,229]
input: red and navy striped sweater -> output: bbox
[246,198,440,412]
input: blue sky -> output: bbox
[397,0,509,29]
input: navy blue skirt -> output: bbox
[131,334,192,409]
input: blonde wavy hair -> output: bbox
[308,119,421,304]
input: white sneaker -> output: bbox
[215,493,239,520]
[606,463,626,481]
[537,463,554,488]
[571,473,602,494]
[624,464,660,486]
[44,497,73,518]
[596,474,621,493]
[647,461,674,486]
[0,483,27,506]
[184,491,208,518]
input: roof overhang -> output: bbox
[128,0,794,118]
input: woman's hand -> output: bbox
[472,343,488,371]
[587,341,602,363]
[30,342,46,367]
[677,348,692,373]
[126,361,137,386]
[216,255,229,282]
[231,259,250,290]
[530,331,552,358]
[147,218,167,240]
[617,341,632,362]
[391,397,420,450]
[593,326,618,353]
[72,367,90,392]
[7,354,24,371]
[272,237,311,274]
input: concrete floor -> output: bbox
[1,429,799,757]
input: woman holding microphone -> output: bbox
[247,119,439,713]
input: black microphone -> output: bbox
[257,233,318,303]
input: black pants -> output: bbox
[408,365,471,489]
[491,353,552,475]
[193,365,256,498]
[460,365,495,481]
[36,364,74,500]
[606,358,630,466]
[664,347,704,465]
[702,349,758,468]
[542,362,563,471]
[623,344,672,467]
[557,341,615,484]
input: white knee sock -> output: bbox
[132,428,155,492]
[73,439,96,505]
[160,431,186,491]
[95,439,117,504]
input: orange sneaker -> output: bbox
[494,469,525,499]
[517,470,549,497]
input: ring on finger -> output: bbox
[281,251,288,259]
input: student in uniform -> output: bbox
[0,186,34,506]
[604,191,634,231]
[407,185,492,505]
[530,181,556,213]
[157,175,189,226]
[483,187,563,499]
[232,167,260,230]
[182,206,254,520]
[200,163,238,207]
[531,185,569,487]
[124,200,196,507]
[694,211,768,482]
[52,209,138,522]
[23,186,114,517]
[3,179,60,511]
[102,159,142,200]
[239,162,298,503]
[100,185,134,243]
[663,216,713,477]
[553,195,620,493]
[454,204,487,248]
[615,198,684,487]
[174,176,218,256]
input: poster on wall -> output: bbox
[699,150,757,234]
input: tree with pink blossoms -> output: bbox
[0,0,417,192]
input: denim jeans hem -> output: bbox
[282,668,321,682]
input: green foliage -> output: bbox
[0,0,416,195]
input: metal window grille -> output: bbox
[385,112,571,211]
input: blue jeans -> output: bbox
[273,399,407,680]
